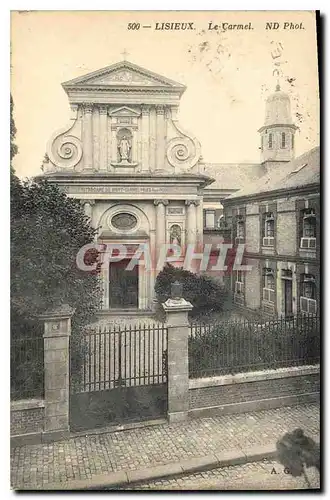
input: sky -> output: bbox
[11,10,319,178]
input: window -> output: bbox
[263,212,275,246]
[268,133,273,149]
[300,209,316,249]
[205,210,215,229]
[300,274,317,314]
[263,268,276,302]
[292,134,294,149]
[235,270,244,294]
[235,215,245,243]
[281,132,286,149]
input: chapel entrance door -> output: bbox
[109,259,138,308]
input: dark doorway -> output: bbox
[284,279,293,318]
[109,259,138,308]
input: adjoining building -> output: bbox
[222,86,320,318]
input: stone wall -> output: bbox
[11,400,45,437]
[188,366,319,418]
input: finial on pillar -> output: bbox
[171,281,183,300]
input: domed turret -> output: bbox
[258,84,298,164]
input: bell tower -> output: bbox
[258,84,298,164]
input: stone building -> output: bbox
[41,60,213,317]
[222,87,320,318]
[41,60,319,319]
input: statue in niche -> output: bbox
[118,135,131,163]
[170,224,182,247]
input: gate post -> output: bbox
[39,304,75,442]
[162,282,193,423]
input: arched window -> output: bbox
[281,132,286,148]
[268,133,273,149]
[291,134,295,149]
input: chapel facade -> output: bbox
[41,61,213,315]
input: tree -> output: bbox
[11,177,103,394]
[10,94,18,169]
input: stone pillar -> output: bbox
[163,295,193,423]
[185,200,199,247]
[156,105,165,171]
[154,199,168,268]
[40,304,75,441]
[99,105,108,171]
[83,103,93,170]
[141,104,149,171]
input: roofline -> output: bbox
[62,60,186,89]
[258,123,298,133]
[34,171,215,188]
[222,182,320,205]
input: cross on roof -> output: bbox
[121,49,129,60]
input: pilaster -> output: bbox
[156,105,165,171]
[154,199,169,272]
[99,105,108,171]
[185,200,200,247]
[149,106,157,171]
[141,104,150,171]
[92,105,100,170]
[82,104,93,170]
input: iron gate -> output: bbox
[70,323,168,431]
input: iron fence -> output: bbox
[72,323,168,393]
[189,314,320,379]
[11,332,44,400]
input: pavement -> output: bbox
[121,459,320,490]
[10,403,319,491]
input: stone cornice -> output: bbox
[223,183,319,206]
[243,251,318,264]
[258,123,299,133]
[64,85,185,94]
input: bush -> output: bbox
[189,315,320,378]
[11,175,103,396]
[154,264,228,319]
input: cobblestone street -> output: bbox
[122,460,320,490]
[11,403,319,490]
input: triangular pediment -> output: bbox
[109,106,141,117]
[62,61,185,89]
